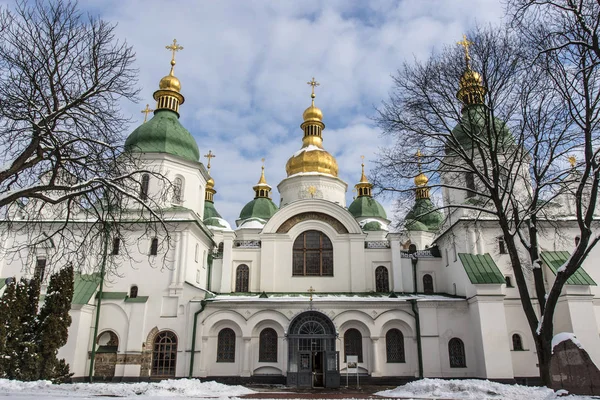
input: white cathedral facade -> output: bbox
[1,46,600,388]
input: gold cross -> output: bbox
[308,186,317,198]
[457,34,473,66]
[141,104,154,123]
[568,155,576,168]
[166,39,184,64]
[204,150,216,171]
[308,286,316,302]
[416,149,423,172]
[307,77,320,97]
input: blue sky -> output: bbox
[85,0,504,227]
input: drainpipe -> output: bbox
[410,299,424,379]
[411,254,419,294]
[189,300,207,378]
[88,222,110,382]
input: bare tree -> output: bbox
[376,24,599,386]
[0,0,174,276]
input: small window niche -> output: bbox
[130,285,138,299]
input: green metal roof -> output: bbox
[98,291,128,300]
[124,296,149,303]
[0,278,7,291]
[405,197,443,232]
[450,104,514,151]
[348,196,387,219]
[458,253,505,284]
[72,273,102,305]
[124,109,200,163]
[541,251,597,286]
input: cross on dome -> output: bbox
[166,39,184,72]
[307,77,320,99]
[457,34,473,67]
[204,150,216,171]
[141,104,154,123]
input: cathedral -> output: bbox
[1,39,599,388]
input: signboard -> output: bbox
[346,355,359,388]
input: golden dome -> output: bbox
[303,94,323,122]
[414,172,429,187]
[206,176,215,189]
[459,69,481,89]
[286,147,338,177]
[159,73,181,92]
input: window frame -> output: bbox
[423,274,434,294]
[292,230,334,277]
[449,338,467,368]
[217,328,236,363]
[34,257,47,283]
[375,266,389,293]
[386,329,405,363]
[140,174,150,201]
[258,328,278,362]
[150,238,159,256]
[112,238,120,255]
[235,264,249,292]
[151,330,177,377]
[512,333,524,351]
[344,328,363,363]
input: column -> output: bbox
[241,337,252,377]
[371,337,381,377]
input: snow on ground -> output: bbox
[0,378,255,399]
[376,378,598,400]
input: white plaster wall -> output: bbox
[277,174,348,208]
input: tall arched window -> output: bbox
[292,230,333,276]
[512,334,524,351]
[130,285,138,299]
[344,329,363,362]
[235,264,249,292]
[140,174,150,200]
[217,328,236,362]
[259,328,278,362]
[423,274,434,294]
[375,266,389,292]
[449,338,466,368]
[150,238,158,256]
[151,331,177,377]
[173,177,184,204]
[386,329,405,363]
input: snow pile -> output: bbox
[293,144,324,157]
[0,378,255,398]
[552,332,584,353]
[376,378,595,400]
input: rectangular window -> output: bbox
[196,269,200,284]
[150,238,158,256]
[465,172,475,198]
[499,237,507,254]
[445,249,449,267]
[453,243,457,262]
[34,257,47,283]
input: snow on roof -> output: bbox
[292,144,325,157]
[209,293,464,302]
[238,219,265,229]
[552,332,584,353]
[286,171,336,178]
[360,218,389,231]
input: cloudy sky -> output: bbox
[85,0,504,227]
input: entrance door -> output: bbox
[324,351,340,388]
[313,351,324,387]
[297,351,313,388]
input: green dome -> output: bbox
[362,221,384,231]
[405,198,444,232]
[348,196,387,219]
[450,105,513,151]
[125,110,199,163]
[239,197,278,221]
[204,200,222,220]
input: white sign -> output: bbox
[346,355,358,373]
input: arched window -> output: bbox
[151,331,177,377]
[505,276,513,287]
[423,274,434,294]
[235,264,249,292]
[292,230,333,276]
[498,237,507,254]
[344,329,363,363]
[112,238,120,255]
[386,329,405,363]
[512,334,524,351]
[217,328,236,362]
[173,176,184,204]
[375,266,389,293]
[150,238,158,256]
[259,328,278,362]
[449,338,466,368]
[130,285,138,299]
[140,174,150,200]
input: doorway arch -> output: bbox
[287,311,339,388]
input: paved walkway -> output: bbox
[241,385,400,399]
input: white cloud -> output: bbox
[88,0,505,226]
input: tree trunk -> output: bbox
[534,332,554,387]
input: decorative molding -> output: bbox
[276,212,349,234]
[400,249,440,258]
[233,240,261,248]
[365,241,390,249]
